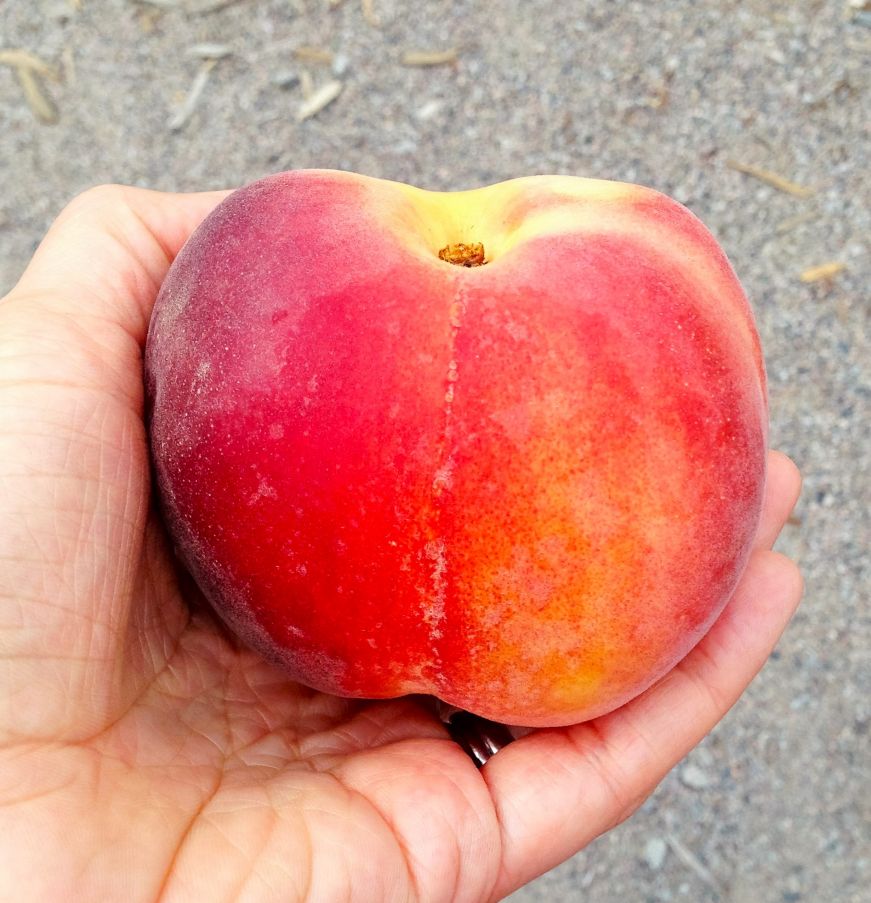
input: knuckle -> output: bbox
[62,183,132,222]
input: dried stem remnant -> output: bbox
[439,243,486,267]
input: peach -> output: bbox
[144,170,767,727]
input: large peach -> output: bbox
[144,170,767,727]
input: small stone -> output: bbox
[415,99,443,121]
[331,52,350,77]
[643,836,668,870]
[790,692,811,710]
[680,764,713,789]
[271,70,300,89]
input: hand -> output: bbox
[0,185,802,902]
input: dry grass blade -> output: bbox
[299,69,314,99]
[294,46,334,64]
[800,261,846,283]
[0,49,60,81]
[167,60,216,131]
[776,211,817,233]
[186,43,233,59]
[726,160,814,197]
[129,0,179,8]
[401,48,458,66]
[61,46,76,84]
[188,0,250,13]
[15,67,58,124]
[666,834,725,898]
[296,79,342,121]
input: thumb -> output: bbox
[6,183,230,348]
[0,184,229,743]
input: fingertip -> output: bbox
[727,548,803,639]
[5,184,233,341]
[768,449,802,511]
[756,450,803,550]
[765,549,804,612]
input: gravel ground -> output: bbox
[1,1,868,901]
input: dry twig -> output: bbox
[776,211,817,233]
[128,0,179,8]
[726,160,814,197]
[401,48,459,67]
[296,79,343,121]
[168,60,216,131]
[188,0,250,13]
[294,46,334,64]
[0,49,60,80]
[800,261,846,283]
[0,49,60,123]
[666,834,726,898]
[15,68,58,123]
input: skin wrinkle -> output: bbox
[0,593,120,636]
[43,188,166,327]
[296,807,314,903]
[569,720,650,833]
[336,745,491,903]
[0,764,79,810]
[205,808,289,903]
[153,769,227,903]
[297,702,445,760]
[307,770,417,903]
[66,608,192,751]
[432,764,498,903]
[1,308,137,386]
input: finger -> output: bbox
[4,184,229,344]
[0,186,227,743]
[483,547,803,899]
[755,450,802,551]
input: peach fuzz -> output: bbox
[144,170,767,727]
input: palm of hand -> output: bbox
[0,187,801,903]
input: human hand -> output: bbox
[0,185,802,902]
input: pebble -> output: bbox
[415,99,443,121]
[331,52,350,77]
[271,70,300,89]
[680,764,713,789]
[643,836,668,870]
